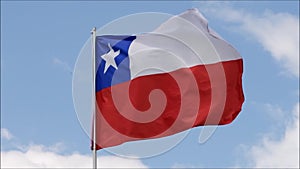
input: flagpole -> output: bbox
[91,27,97,169]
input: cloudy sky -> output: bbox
[1,1,299,168]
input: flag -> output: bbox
[93,8,244,149]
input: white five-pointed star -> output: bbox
[101,43,120,73]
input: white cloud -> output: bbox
[263,103,286,121]
[1,128,13,140]
[1,143,148,168]
[248,103,299,168]
[199,2,299,77]
[99,156,148,168]
[53,57,73,74]
[172,163,199,168]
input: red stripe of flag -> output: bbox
[94,59,244,149]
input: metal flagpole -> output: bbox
[91,27,97,169]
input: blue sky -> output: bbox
[1,1,299,168]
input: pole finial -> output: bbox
[91,27,96,34]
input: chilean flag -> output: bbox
[93,9,244,149]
